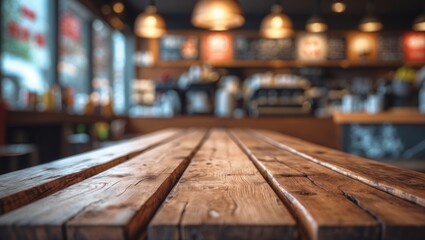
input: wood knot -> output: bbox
[293,191,316,196]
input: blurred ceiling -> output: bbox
[88,0,425,31]
[127,0,424,16]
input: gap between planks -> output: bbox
[229,130,376,240]
[250,129,425,208]
[230,129,425,240]
[0,128,189,215]
[148,129,298,240]
[0,129,210,240]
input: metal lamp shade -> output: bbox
[413,14,425,31]
[135,6,166,38]
[191,0,245,30]
[306,15,328,33]
[260,5,293,38]
[359,15,383,32]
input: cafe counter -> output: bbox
[333,108,425,170]
[333,108,425,124]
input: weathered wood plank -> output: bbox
[0,128,184,215]
[233,130,425,240]
[0,130,207,240]
[252,129,425,208]
[231,130,383,240]
[148,130,297,240]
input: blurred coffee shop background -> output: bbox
[1,0,425,173]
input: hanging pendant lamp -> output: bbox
[413,14,425,31]
[191,0,245,31]
[134,0,166,38]
[413,3,425,31]
[306,0,328,33]
[358,0,382,32]
[331,0,346,13]
[260,0,293,38]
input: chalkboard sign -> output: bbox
[327,36,346,60]
[234,36,295,60]
[377,35,403,62]
[159,35,199,61]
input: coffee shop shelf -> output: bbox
[333,108,425,124]
[141,60,425,69]
[333,108,425,171]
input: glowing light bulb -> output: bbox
[331,2,346,13]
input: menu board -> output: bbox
[159,35,199,61]
[347,33,378,62]
[234,36,295,60]
[158,32,424,64]
[297,34,327,62]
[327,36,346,60]
[202,33,233,62]
[403,32,425,62]
[377,35,403,62]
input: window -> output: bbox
[58,0,90,95]
[112,31,126,115]
[92,20,112,106]
[1,0,51,107]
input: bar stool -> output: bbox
[0,144,39,174]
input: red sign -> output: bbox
[6,20,45,47]
[202,33,233,62]
[35,33,46,47]
[21,5,37,21]
[60,11,81,42]
[5,4,45,48]
[403,33,425,62]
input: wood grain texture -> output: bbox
[0,129,184,215]
[231,130,380,240]
[148,130,297,240]
[251,129,425,208]
[0,130,207,240]
[232,130,425,240]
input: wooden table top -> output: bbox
[0,128,424,240]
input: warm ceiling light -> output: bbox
[413,14,425,31]
[113,2,125,14]
[260,3,293,38]
[191,0,245,31]
[359,16,383,32]
[306,15,328,33]
[306,0,328,33]
[331,1,346,13]
[413,3,425,31]
[359,0,382,32]
[134,1,166,38]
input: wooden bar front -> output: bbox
[0,128,424,240]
